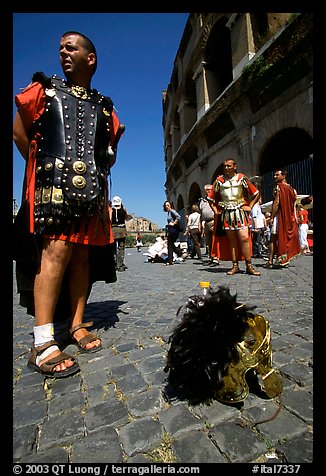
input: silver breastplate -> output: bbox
[219,176,245,209]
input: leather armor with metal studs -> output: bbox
[31,73,114,234]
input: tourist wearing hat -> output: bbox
[110,196,128,271]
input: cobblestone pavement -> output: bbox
[13,249,313,464]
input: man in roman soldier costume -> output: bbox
[208,159,261,276]
[13,31,124,377]
[263,169,301,268]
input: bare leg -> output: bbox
[34,238,74,371]
[226,227,259,275]
[69,244,101,350]
[225,230,240,274]
[268,234,277,264]
[236,227,251,261]
[225,230,238,262]
[237,227,260,274]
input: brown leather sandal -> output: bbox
[227,262,240,275]
[27,340,80,378]
[70,322,102,354]
[246,264,261,276]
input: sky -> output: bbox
[13,13,189,229]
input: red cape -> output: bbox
[276,183,301,264]
[210,214,252,261]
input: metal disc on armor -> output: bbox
[72,175,87,190]
[72,160,87,174]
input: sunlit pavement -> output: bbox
[13,249,313,464]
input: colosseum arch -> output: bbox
[211,162,225,183]
[188,182,202,211]
[183,73,197,135]
[176,193,187,230]
[258,127,313,202]
[203,16,233,105]
[176,194,185,212]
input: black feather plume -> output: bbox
[164,285,256,404]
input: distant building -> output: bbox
[13,198,18,222]
[162,13,313,223]
[126,215,159,232]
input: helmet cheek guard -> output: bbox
[214,314,283,403]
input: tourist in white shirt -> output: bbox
[186,205,202,259]
[250,198,266,258]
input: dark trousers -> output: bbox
[167,229,182,264]
[115,238,126,269]
[252,228,263,257]
[189,228,202,258]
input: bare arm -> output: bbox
[242,190,260,212]
[13,111,30,160]
[248,191,260,210]
[271,189,280,221]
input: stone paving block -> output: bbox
[191,400,239,425]
[15,368,46,388]
[85,399,129,433]
[86,382,112,406]
[127,454,153,463]
[244,404,309,445]
[79,355,111,374]
[127,345,163,362]
[126,387,163,417]
[210,419,268,463]
[47,373,81,396]
[71,427,123,463]
[172,429,226,463]
[295,328,313,340]
[38,410,85,451]
[118,417,164,457]
[110,362,140,379]
[115,372,148,394]
[275,430,313,463]
[272,337,302,352]
[273,351,297,367]
[22,447,70,463]
[13,385,46,406]
[159,404,202,436]
[136,354,166,374]
[13,424,38,460]
[13,400,48,428]
[48,390,85,416]
[281,334,311,346]
[105,352,128,369]
[280,362,313,387]
[115,341,140,353]
[283,345,313,361]
[142,369,167,386]
[82,369,111,389]
[283,387,313,423]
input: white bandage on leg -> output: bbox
[33,323,59,367]
[33,323,55,346]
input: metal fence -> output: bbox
[261,155,313,202]
[261,154,313,222]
